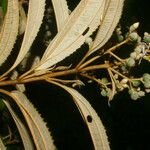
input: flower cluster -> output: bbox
[98,23,150,101]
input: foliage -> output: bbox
[0,0,7,15]
[0,0,150,149]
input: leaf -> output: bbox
[9,0,45,72]
[108,69,117,101]
[90,0,124,54]
[1,0,7,15]
[11,91,56,150]
[0,0,19,66]
[3,100,34,150]
[51,0,69,31]
[0,137,6,150]
[19,2,27,35]
[35,0,106,70]
[49,81,110,150]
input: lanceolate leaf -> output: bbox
[11,91,56,150]
[49,81,110,150]
[90,0,124,54]
[19,3,27,35]
[0,0,19,66]
[3,100,34,150]
[108,69,117,101]
[0,137,6,150]
[10,0,45,71]
[36,0,105,70]
[51,0,69,31]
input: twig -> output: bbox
[0,63,110,86]
[109,67,129,80]
[78,55,100,69]
[108,51,125,63]
[80,73,107,88]
[104,38,130,55]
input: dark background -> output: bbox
[24,0,150,150]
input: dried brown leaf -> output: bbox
[51,0,69,31]
[0,0,19,66]
[19,2,27,35]
[90,0,124,54]
[36,0,105,70]
[3,100,34,150]
[10,0,45,71]
[0,137,6,150]
[11,91,56,150]
[49,81,110,150]
[108,69,117,101]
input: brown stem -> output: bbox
[81,73,107,88]
[78,55,100,69]
[109,51,125,63]
[0,64,110,86]
[104,38,130,55]
[81,63,109,72]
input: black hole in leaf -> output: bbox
[82,27,89,36]
[87,115,92,123]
